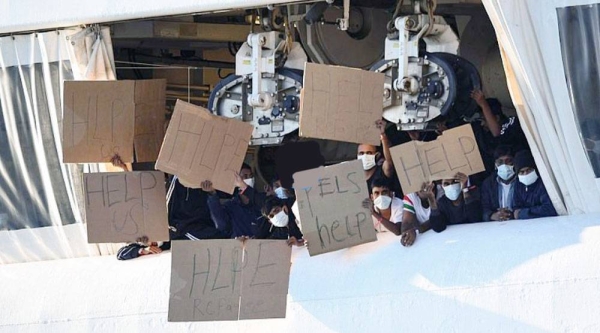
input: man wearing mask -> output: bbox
[362,178,403,234]
[201,163,266,238]
[258,197,304,246]
[511,150,557,219]
[430,172,483,232]
[358,119,402,196]
[481,145,517,221]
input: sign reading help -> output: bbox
[83,171,169,243]
[168,239,292,322]
[389,124,485,194]
[155,100,253,194]
[293,160,377,256]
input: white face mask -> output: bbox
[274,187,288,199]
[243,177,255,188]
[497,165,515,181]
[443,183,462,201]
[357,154,376,170]
[374,195,392,210]
[269,210,289,228]
[518,170,538,186]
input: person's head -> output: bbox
[370,177,393,210]
[262,197,289,228]
[270,174,291,199]
[514,150,539,186]
[494,145,515,181]
[357,144,379,170]
[481,98,505,130]
[240,163,254,188]
[441,178,462,201]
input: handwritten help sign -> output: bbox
[83,171,169,243]
[390,124,486,194]
[293,160,377,256]
[155,100,253,194]
[168,239,292,322]
[299,63,384,146]
[63,81,136,163]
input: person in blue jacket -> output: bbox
[201,163,266,238]
[481,145,518,221]
[511,150,557,220]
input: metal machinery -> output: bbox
[209,0,483,146]
[371,0,481,131]
[208,29,307,146]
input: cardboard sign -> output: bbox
[293,160,377,256]
[390,124,486,194]
[63,79,167,163]
[299,63,385,146]
[168,239,292,322]
[83,171,169,243]
[155,100,253,194]
[134,79,167,162]
[63,80,135,163]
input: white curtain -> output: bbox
[480,0,600,216]
[0,27,121,264]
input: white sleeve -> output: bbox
[390,198,404,223]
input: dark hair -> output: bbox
[241,163,252,172]
[514,150,536,171]
[262,196,285,217]
[370,177,391,192]
[270,173,281,186]
[493,145,514,160]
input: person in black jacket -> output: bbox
[201,163,266,238]
[430,172,483,232]
[167,176,228,240]
[258,197,304,246]
[512,150,557,220]
[481,145,518,221]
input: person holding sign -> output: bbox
[400,182,437,236]
[481,146,518,222]
[167,176,228,241]
[363,177,403,234]
[202,163,266,238]
[511,150,557,220]
[258,197,304,246]
[358,120,402,197]
[430,172,483,232]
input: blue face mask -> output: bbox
[275,187,288,199]
[497,164,515,181]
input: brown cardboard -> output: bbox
[299,63,384,146]
[134,79,167,162]
[293,160,377,256]
[168,239,292,322]
[390,124,486,194]
[155,100,253,194]
[168,240,244,322]
[239,240,291,320]
[83,171,169,243]
[63,80,136,163]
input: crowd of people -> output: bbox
[116,90,558,260]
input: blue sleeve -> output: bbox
[517,185,557,219]
[116,243,143,260]
[207,194,231,233]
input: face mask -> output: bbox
[374,195,392,210]
[497,165,515,181]
[357,154,376,170]
[269,210,289,228]
[443,183,462,201]
[243,177,255,188]
[518,170,538,186]
[274,187,288,199]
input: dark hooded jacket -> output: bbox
[513,177,557,219]
[206,185,266,238]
